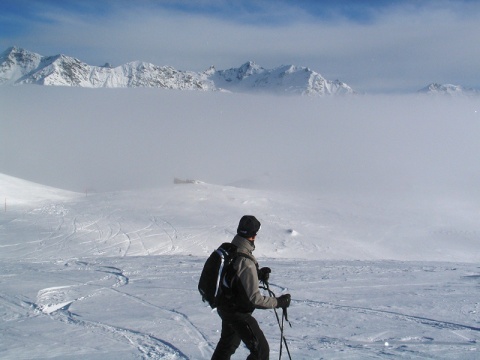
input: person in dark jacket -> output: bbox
[211,215,291,360]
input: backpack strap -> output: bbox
[222,251,257,289]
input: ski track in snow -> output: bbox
[108,288,212,358]
[1,256,479,359]
[26,261,188,359]
[2,200,189,259]
[151,216,179,253]
[54,310,189,360]
[301,298,480,335]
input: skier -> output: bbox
[211,215,291,360]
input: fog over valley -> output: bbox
[2,86,479,201]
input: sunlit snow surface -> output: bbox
[1,256,479,359]
[1,175,479,359]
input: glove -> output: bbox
[258,267,271,282]
[276,294,291,309]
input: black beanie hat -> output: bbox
[237,215,261,238]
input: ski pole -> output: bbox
[264,281,292,360]
[279,308,284,359]
[279,308,292,360]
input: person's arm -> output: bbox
[236,257,278,309]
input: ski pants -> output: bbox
[211,309,269,360]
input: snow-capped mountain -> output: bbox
[418,83,480,96]
[0,46,43,84]
[0,47,214,90]
[212,61,353,95]
[0,46,354,95]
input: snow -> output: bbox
[0,173,79,205]
[419,83,480,96]
[1,174,479,359]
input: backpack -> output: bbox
[198,242,238,309]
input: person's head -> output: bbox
[237,215,261,241]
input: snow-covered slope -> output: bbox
[2,255,478,360]
[0,47,353,95]
[419,83,480,96]
[0,173,80,205]
[1,173,479,359]
[1,173,478,263]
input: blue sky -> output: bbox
[1,0,480,93]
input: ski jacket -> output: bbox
[219,235,278,313]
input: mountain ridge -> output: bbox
[0,46,354,96]
[418,83,480,96]
[3,47,479,95]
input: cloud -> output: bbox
[2,86,479,201]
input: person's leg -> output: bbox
[231,314,269,360]
[211,318,242,360]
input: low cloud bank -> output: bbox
[1,87,479,202]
